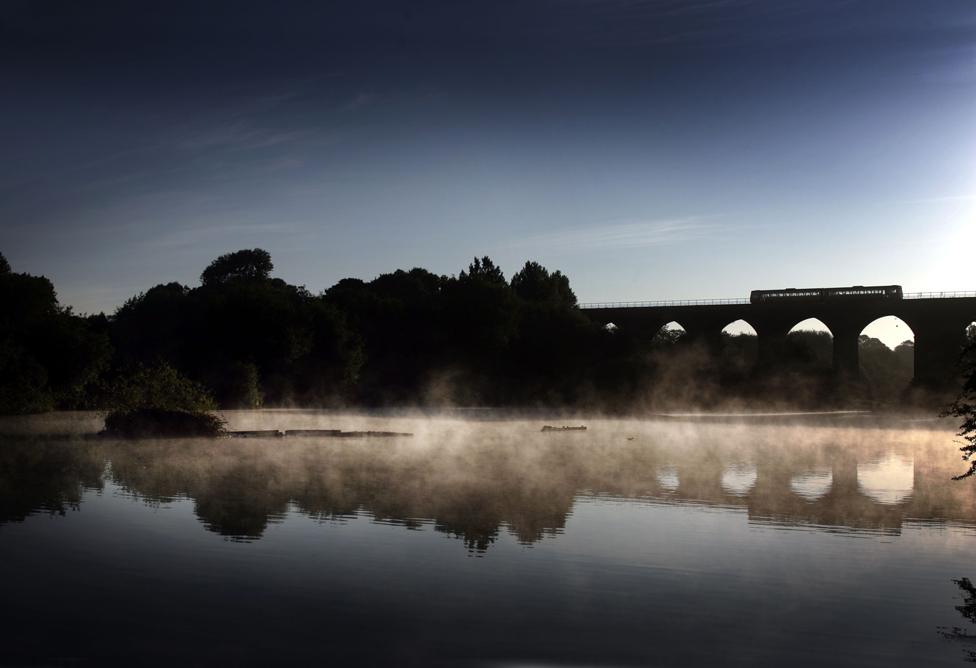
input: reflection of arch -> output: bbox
[857,453,914,505]
[790,470,833,501]
[656,466,679,493]
[721,464,757,496]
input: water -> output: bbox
[2,411,976,666]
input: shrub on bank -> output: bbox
[102,408,225,438]
[101,363,224,438]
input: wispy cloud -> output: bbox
[176,121,313,152]
[147,221,304,250]
[512,217,721,253]
[340,92,380,112]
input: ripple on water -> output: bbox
[790,469,834,500]
[656,466,679,492]
[858,453,914,505]
[721,464,757,496]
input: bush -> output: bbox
[102,408,225,438]
[100,363,224,437]
[105,363,216,413]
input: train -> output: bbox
[749,285,903,304]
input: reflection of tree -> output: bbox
[938,577,976,662]
[192,464,291,540]
[107,441,292,540]
[0,440,104,523]
[94,437,612,549]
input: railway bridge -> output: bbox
[580,289,976,386]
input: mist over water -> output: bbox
[2,411,976,666]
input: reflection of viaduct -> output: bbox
[666,456,920,531]
[581,293,976,385]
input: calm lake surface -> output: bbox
[3,410,976,666]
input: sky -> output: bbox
[1,1,974,347]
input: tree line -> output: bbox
[0,249,939,415]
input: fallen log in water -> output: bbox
[540,425,587,432]
[284,429,342,437]
[228,429,412,439]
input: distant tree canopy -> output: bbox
[0,259,110,413]
[859,335,914,401]
[459,256,506,286]
[0,252,10,275]
[511,261,577,309]
[113,250,361,408]
[200,248,273,285]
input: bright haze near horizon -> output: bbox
[1,1,974,348]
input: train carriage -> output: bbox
[750,285,902,304]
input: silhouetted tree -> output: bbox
[894,339,914,367]
[0,260,110,413]
[324,268,444,403]
[0,252,10,274]
[108,250,362,408]
[947,336,976,479]
[505,261,594,403]
[785,330,833,370]
[291,297,363,404]
[510,261,577,309]
[651,327,686,347]
[443,258,518,399]
[112,282,190,367]
[459,256,506,286]
[858,335,913,401]
[716,332,759,383]
[200,248,273,285]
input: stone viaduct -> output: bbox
[580,291,976,386]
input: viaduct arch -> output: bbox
[581,292,976,386]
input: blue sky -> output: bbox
[1,1,974,346]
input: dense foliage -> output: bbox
[0,252,111,413]
[0,249,942,414]
[947,334,976,479]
